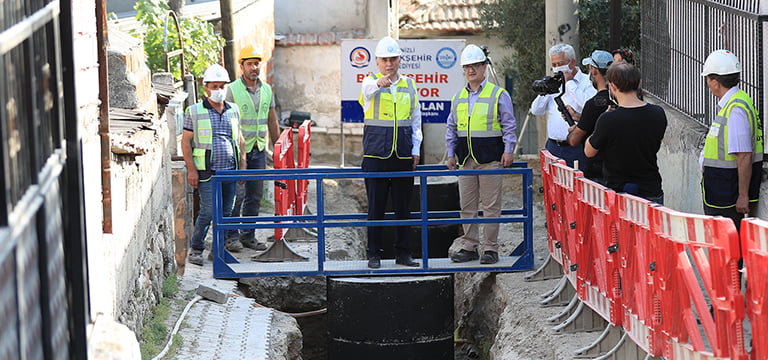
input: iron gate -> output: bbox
[1,0,89,359]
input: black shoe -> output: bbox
[480,251,499,264]
[188,250,204,266]
[368,255,381,269]
[451,249,479,263]
[395,254,419,267]
[241,238,268,251]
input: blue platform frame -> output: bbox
[208,163,535,278]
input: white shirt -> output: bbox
[361,74,423,156]
[530,69,596,141]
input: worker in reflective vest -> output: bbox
[446,44,517,265]
[182,64,247,266]
[358,36,423,269]
[225,45,281,252]
[700,50,764,231]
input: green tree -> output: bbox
[132,0,224,79]
[579,0,641,63]
[478,0,545,110]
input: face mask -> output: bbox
[208,89,225,103]
[552,64,571,75]
[607,84,618,106]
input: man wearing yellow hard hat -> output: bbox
[224,45,281,251]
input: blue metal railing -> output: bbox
[209,163,535,278]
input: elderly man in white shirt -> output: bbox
[530,43,596,168]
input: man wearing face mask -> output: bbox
[224,45,281,253]
[182,64,247,266]
[566,50,613,182]
[531,43,596,168]
[585,63,667,204]
[358,36,423,269]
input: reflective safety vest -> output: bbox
[186,102,241,181]
[702,89,764,208]
[358,73,417,159]
[229,78,272,152]
[451,82,505,166]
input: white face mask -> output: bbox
[208,89,226,103]
[552,64,571,75]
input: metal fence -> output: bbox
[641,0,767,127]
[1,0,89,358]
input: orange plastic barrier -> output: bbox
[540,150,566,265]
[273,128,296,240]
[573,176,621,325]
[295,120,312,215]
[549,162,582,286]
[615,194,661,355]
[648,206,746,360]
[539,150,566,265]
[740,218,768,360]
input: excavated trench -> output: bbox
[233,164,559,360]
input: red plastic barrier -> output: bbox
[273,128,296,240]
[616,194,661,355]
[549,162,583,286]
[573,177,621,325]
[539,150,566,265]
[295,120,312,215]
[740,218,768,360]
[648,206,746,360]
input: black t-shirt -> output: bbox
[589,103,667,197]
[577,90,609,179]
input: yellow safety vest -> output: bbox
[451,82,504,165]
[186,102,241,180]
[358,73,417,159]
[229,78,271,152]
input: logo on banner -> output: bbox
[436,47,457,69]
[350,47,371,68]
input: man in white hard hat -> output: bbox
[446,44,517,265]
[224,45,281,252]
[358,36,423,269]
[530,43,596,168]
[182,64,247,266]
[700,49,763,231]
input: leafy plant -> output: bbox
[132,0,224,79]
[578,0,641,65]
[478,0,546,109]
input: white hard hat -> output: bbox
[203,64,231,83]
[375,36,402,57]
[701,49,741,76]
[461,44,487,66]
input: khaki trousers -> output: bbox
[457,158,502,253]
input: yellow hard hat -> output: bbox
[239,45,263,63]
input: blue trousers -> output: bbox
[191,180,236,251]
[228,148,266,241]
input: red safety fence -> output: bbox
[741,218,768,360]
[549,162,582,286]
[273,128,296,240]
[573,176,621,325]
[538,149,756,360]
[540,150,566,266]
[295,120,311,215]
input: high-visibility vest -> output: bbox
[451,82,504,166]
[186,102,241,181]
[358,73,417,159]
[229,78,272,152]
[702,89,764,207]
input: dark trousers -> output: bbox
[362,157,414,257]
[703,202,756,233]
[545,139,587,170]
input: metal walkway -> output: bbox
[209,164,535,278]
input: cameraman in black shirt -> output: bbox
[566,50,613,183]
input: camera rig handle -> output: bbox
[553,71,575,126]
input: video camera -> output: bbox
[531,71,575,126]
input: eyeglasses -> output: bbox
[462,63,485,72]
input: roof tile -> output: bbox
[399,0,485,34]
